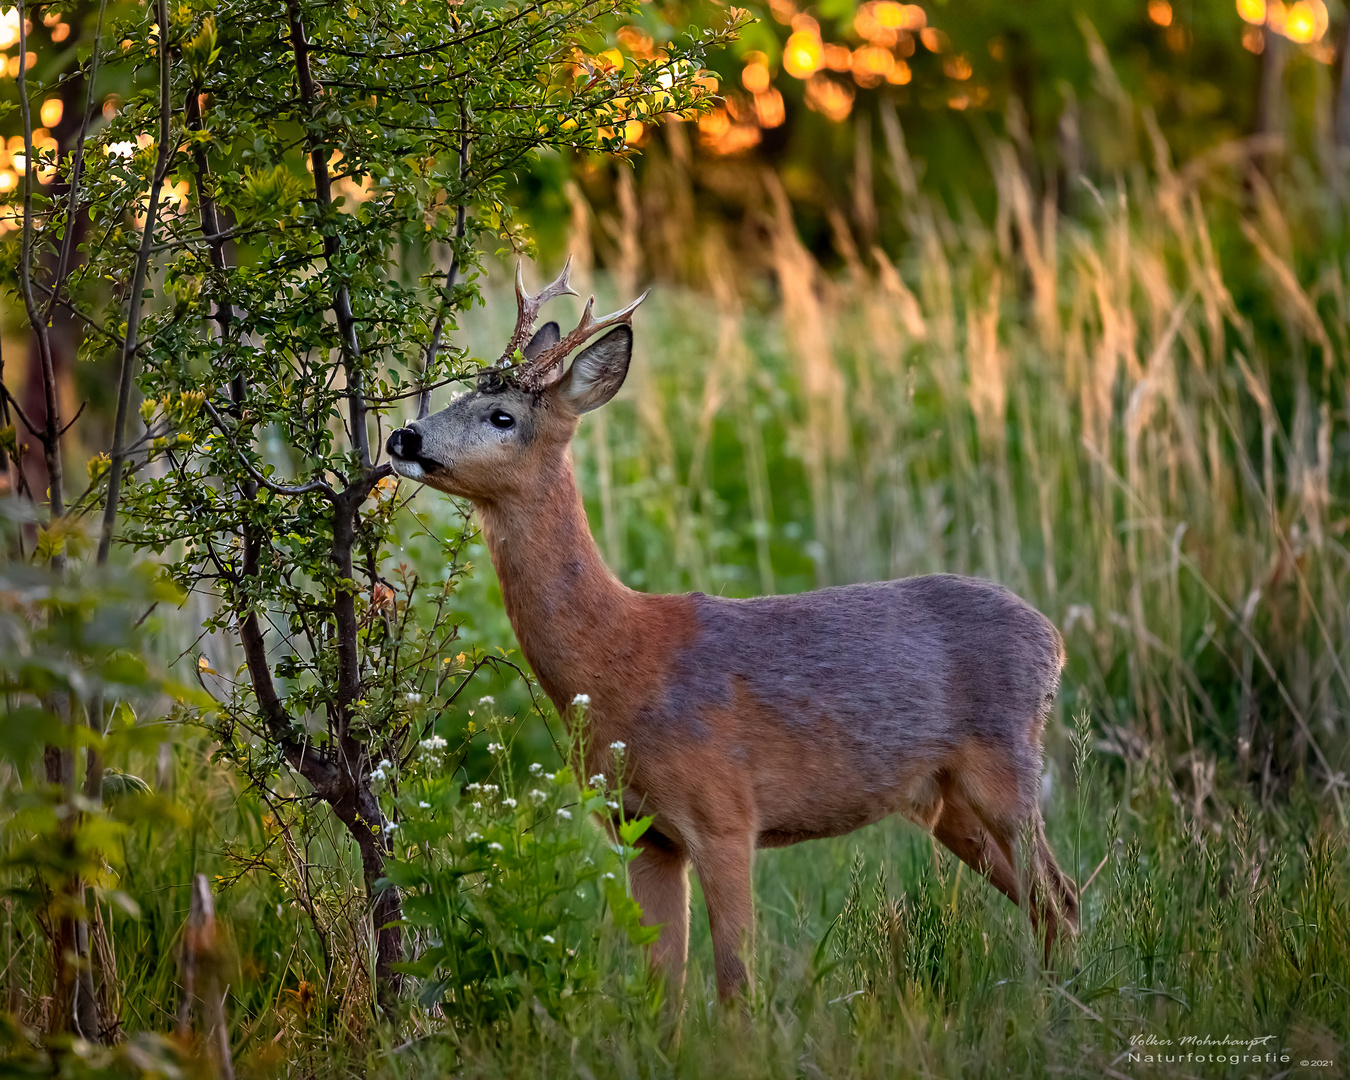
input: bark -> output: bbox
[1256,24,1286,152]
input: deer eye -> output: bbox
[487,407,515,430]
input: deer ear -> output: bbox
[557,326,632,413]
[523,321,560,361]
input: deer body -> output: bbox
[389,265,1078,1000]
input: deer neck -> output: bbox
[476,452,634,709]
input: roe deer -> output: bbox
[387,262,1079,1000]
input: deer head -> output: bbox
[386,259,648,501]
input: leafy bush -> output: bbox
[382,706,656,1029]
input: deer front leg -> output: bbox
[691,833,755,1001]
[629,836,690,1000]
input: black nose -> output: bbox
[387,426,420,459]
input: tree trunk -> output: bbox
[329,779,403,1013]
[1256,23,1286,153]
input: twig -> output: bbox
[16,0,65,528]
[0,381,42,440]
[42,0,108,326]
[419,98,472,420]
[201,398,338,500]
[286,0,370,469]
[97,0,174,566]
[1079,849,1112,895]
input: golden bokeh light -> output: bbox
[616,26,654,58]
[0,9,18,50]
[1241,0,1329,41]
[804,74,854,122]
[824,42,852,71]
[783,30,823,79]
[698,106,761,155]
[40,98,61,126]
[1282,0,1327,42]
[754,87,786,128]
[50,22,69,42]
[943,54,972,80]
[852,45,893,88]
[887,59,912,84]
[741,52,771,93]
[1148,0,1173,25]
[920,27,947,52]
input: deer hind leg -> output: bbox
[689,832,755,1001]
[948,752,1078,962]
[629,834,691,1000]
[1030,815,1079,949]
[931,783,1021,905]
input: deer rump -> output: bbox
[637,574,1064,850]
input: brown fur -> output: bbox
[388,322,1078,1001]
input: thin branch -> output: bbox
[0,381,43,440]
[201,399,339,501]
[418,98,472,420]
[16,0,65,527]
[97,0,174,566]
[32,281,128,349]
[43,0,108,326]
[285,0,370,470]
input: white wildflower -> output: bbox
[541,934,555,944]
[378,758,392,770]
[471,802,482,812]
[369,767,386,782]
[502,797,517,809]
[572,693,590,705]
[606,800,619,810]
[529,789,546,803]
[466,782,482,793]
[383,821,398,835]
[466,832,481,842]
[404,692,423,704]
[486,742,504,754]
[528,762,544,774]
[482,784,499,794]
[556,808,572,820]
[420,734,447,751]
[418,800,430,809]
[479,695,495,705]
[544,772,556,783]
[609,741,626,752]
[603,872,615,880]
[488,842,504,853]
[589,773,606,787]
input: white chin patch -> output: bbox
[389,458,425,481]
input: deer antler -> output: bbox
[498,258,579,367]
[518,288,651,392]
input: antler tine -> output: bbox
[499,257,578,365]
[520,287,652,390]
